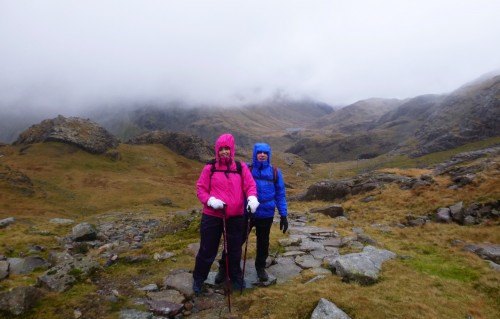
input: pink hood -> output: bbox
[196,133,257,218]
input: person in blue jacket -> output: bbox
[215,142,288,283]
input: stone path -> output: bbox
[118,214,396,318]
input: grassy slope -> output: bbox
[0,141,499,319]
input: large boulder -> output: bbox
[38,255,99,292]
[128,130,213,162]
[14,115,118,154]
[326,246,396,285]
[0,286,42,315]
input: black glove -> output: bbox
[280,216,288,233]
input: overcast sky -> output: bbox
[1,0,499,114]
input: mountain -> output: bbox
[90,97,333,152]
[285,74,500,162]
[410,75,500,156]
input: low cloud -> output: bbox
[1,0,499,114]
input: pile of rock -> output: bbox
[14,115,119,154]
[128,130,213,162]
[435,200,499,225]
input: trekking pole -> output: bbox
[241,206,252,295]
[221,205,232,313]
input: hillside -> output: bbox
[0,140,499,319]
[285,74,499,163]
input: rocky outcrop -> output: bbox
[14,115,119,154]
[434,200,499,225]
[412,76,500,157]
[299,173,432,201]
[128,130,213,162]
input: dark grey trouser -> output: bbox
[193,214,245,284]
[220,216,274,270]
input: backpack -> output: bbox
[207,159,242,177]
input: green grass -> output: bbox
[404,247,480,282]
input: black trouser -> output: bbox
[193,214,245,284]
[220,216,274,270]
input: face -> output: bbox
[218,146,230,158]
[257,151,268,162]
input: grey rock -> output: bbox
[309,205,345,218]
[0,260,9,279]
[278,237,302,247]
[311,298,351,319]
[310,249,339,261]
[295,255,322,269]
[49,218,75,225]
[487,261,500,271]
[283,250,306,257]
[238,260,277,288]
[0,286,42,316]
[138,284,159,292]
[463,216,477,225]
[267,258,302,283]
[153,251,175,261]
[147,299,183,317]
[148,290,185,304]
[328,246,396,285]
[119,309,154,319]
[38,256,99,292]
[185,243,200,257]
[0,217,15,228]
[436,208,452,223]
[464,244,500,264]
[128,130,213,162]
[164,271,194,297]
[7,256,50,275]
[72,222,97,241]
[449,201,464,223]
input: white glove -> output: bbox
[207,197,225,210]
[247,196,260,214]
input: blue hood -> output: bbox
[252,143,272,168]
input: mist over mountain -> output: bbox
[1,72,498,163]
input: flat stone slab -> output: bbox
[298,239,325,252]
[310,249,339,260]
[164,271,194,297]
[267,259,302,283]
[290,226,336,236]
[295,255,322,269]
[283,251,306,257]
[147,289,185,304]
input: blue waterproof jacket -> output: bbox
[250,143,287,219]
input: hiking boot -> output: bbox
[214,266,226,284]
[232,278,246,291]
[192,280,203,296]
[256,268,269,282]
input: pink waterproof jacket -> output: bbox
[196,133,257,218]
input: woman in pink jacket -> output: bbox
[193,133,259,294]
